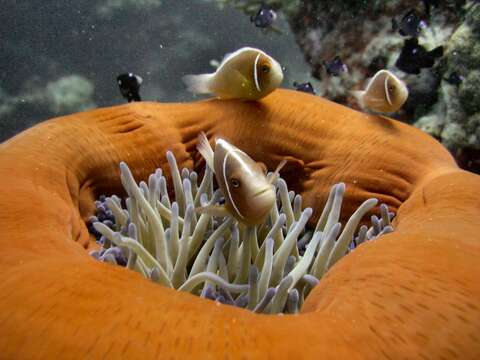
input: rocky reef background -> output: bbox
[1,0,479,173]
[216,0,480,172]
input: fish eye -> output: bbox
[261,65,270,73]
[388,85,395,92]
[230,178,241,188]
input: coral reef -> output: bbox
[415,3,480,172]
[45,75,96,113]
[0,75,96,140]
[0,75,96,117]
[0,90,479,358]
[216,0,461,99]
[215,0,480,172]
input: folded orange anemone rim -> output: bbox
[0,89,479,358]
[90,155,392,314]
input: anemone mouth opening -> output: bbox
[87,151,395,315]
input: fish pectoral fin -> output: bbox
[366,96,387,105]
[197,132,215,172]
[195,205,230,218]
[257,161,268,174]
[231,69,252,90]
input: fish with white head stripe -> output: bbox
[350,69,408,113]
[196,132,286,225]
[182,47,284,101]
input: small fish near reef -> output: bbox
[293,81,316,95]
[250,4,277,28]
[117,73,143,102]
[182,47,284,101]
[395,37,443,75]
[196,132,286,225]
[444,72,464,86]
[392,9,427,37]
[323,56,348,77]
[350,70,408,113]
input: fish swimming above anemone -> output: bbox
[117,73,143,102]
[182,47,283,100]
[196,131,286,225]
[250,4,277,29]
[351,69,408,113]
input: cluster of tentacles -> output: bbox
[90,151,394,314]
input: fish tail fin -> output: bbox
[182,73,214,94]
[350,90,365,108]
[197,132,215,172]
[429,46,444,59]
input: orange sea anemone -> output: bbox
[0,89,479,359]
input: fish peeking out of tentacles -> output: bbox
[196,132,286,225]
[182,47,284,100]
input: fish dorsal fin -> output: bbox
[233,69,250,89]
[253,52,262,92]
[268,159,287,184]
[217,49,245,71]
[197,132,215,172]
[216,52,234,70]
[222,52,233,62]
[384,75,393,106]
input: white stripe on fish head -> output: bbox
[253,52,262,92]
[384,75,393,106]
[216,139,254,175]
[223,152,245,220]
